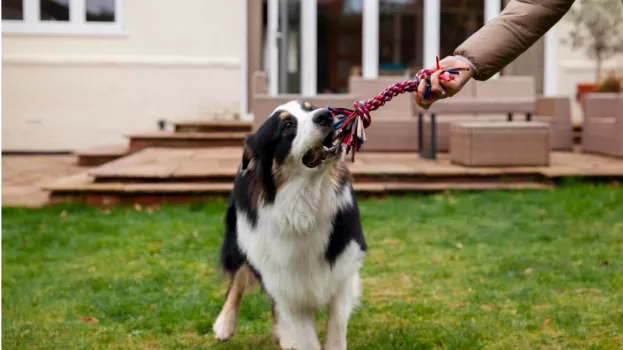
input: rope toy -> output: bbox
[329,56,464,161]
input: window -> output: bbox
[378,0,423,76]
[2,0,24,20]
[2,0,121,35]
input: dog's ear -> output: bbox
[246,117,280,155]
[241,135,256,171]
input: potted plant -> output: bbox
[562,0,623,104]
[596,70,622,93]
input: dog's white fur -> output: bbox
[213,101,365,350]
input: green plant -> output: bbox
[597,71,622,92]
[3,184,623,349]
[563,0,623,82]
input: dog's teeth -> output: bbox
[323,146,329,151]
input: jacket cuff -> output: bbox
[453,55,478,75]
[453,48,492,81]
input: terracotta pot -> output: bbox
[576,83,599,105]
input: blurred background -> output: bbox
[2,0,622,152]
[2,3,623,349]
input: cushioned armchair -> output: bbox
[582,93,623,158]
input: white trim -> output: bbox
[2,54,242,69]
[484,0,501,23]
[2,0,123,36]
[543,26,557,96]
[423,0,439,69]
[240,0,249,118]
[301,0,317,95]
[559,60,622,70]
[25,0,39,23]
[267,0,279,96]
[71,0,86,24]
[484,0,501,79]
[362,0,379,79]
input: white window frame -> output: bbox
[2,0,122,35]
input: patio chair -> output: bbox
[582,93,623,158]
[251,71,358,131]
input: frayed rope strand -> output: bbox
[329,56,462,161]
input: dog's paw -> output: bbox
[323,344,346,350]
[212,312,236,341]
[323,335,346,350]
[279,333,298,350]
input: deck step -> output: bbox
[86,146,623,184]
[91,171,548,184]
[87,148,555,184]
[74,145,129,166]
[174,120,253,133]
[43,147,623,206]
[127,132,248,152]
[44,172,553,206]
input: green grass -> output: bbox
[3,182,623,349]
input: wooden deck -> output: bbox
[88,147,623,180]
[44,147,623,205]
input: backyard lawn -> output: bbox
[3,182,623,349]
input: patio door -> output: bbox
[265,0,302,95]
[319,0,363,93]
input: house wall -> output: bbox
[2,0,245,151]
[554,17,623,124]
[502,36,545,94]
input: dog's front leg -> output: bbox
[324,274,361,350]
[277,306,321,350]
[213,265,257,341]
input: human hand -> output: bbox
[414,56,475,110]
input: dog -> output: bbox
[212,100,367,350]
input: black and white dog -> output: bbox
[212,100,367,350]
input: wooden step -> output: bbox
[127,132,248,152]
[74,145,129,166]
[174,120,253,133]
[88,148,552,184]
[92,171,547,184]
[87,146,623,184]
[44,172,553,206]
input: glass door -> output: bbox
[263,0,302,94]
[318,0,363,93]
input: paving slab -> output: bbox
[3,155,88,207]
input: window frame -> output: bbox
[2,0,122,36]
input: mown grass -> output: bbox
[3,182,623,349]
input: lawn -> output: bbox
[3,182,623,349]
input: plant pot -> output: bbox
[576,82,599,105]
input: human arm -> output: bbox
[415,0,577,109]
[455,0,576,81]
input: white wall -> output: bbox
[555,14,623,124]
[2,0,245,151]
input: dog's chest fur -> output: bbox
[236,173,363,309]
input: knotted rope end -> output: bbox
[329,56,462,162]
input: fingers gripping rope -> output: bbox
[329,56,461,161]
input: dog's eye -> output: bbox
[283,121,293,130]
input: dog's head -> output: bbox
[242,100,343,175]
[235,100,349,225]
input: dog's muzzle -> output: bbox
[302,109,342,168]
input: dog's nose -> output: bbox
[312,109,333,127]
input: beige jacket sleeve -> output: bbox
[454,0,576,81]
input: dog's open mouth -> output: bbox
[302,133,342,168]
